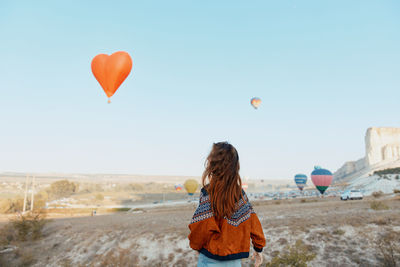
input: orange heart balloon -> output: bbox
[91,51,133,102]
[250,97,261,109]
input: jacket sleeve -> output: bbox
[250,212,266,252]
[188,217,219,250]
[188,190,220,251]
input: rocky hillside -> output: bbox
[347,170,400,196]
[334,127,400,182]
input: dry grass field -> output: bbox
[1,196,399,266]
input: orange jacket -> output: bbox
[188,188,266,261]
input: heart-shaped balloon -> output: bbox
[250,97,262,109]
[91,51,133,102]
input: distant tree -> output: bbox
[0,198,24,213]
[0,190,49,214]
[48,180,78,199]
[31,193,47,210]
[37,190,49,202]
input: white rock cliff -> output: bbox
[365,127,400,165]
[334,127,400,181]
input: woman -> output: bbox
[188,142,266,267]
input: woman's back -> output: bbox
[189,188,265,260]
[188,142,266,267]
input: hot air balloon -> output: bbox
[294,174,307,191]
[250,97,261,109]
[91,51,133,103]
[175,184,183,191]
[311,167,333,195]
[184,179,198,196]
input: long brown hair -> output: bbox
[202,142,242,218]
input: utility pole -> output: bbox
[30,176,35,211]
[23,175,29,213]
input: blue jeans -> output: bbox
[197,253,242,267]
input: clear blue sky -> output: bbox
[1,1,399,179]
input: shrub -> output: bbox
[374,167,400,176]
[0,251,14,267]
[393,189,400,194]
[370,201,389,211]
[30,214,48,240]
[300,199,307,203]
[372,191,384,198]
[59,259,73,267]
[376,232,400,267]
[1,248,36,267]
[0,223,16,246]
[332,229,345,235]
[10,211,48,241]
[372,217,390,225]
[99,248,139,266]
[274,201,281,205]
[17,249,35,267]
[265,240,316,267]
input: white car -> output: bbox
[341,190,363,200]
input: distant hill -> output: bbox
[0,172,291,189]
[0,172,200,184]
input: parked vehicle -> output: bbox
[341,189,363,200]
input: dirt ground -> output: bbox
[1,196,400,267]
